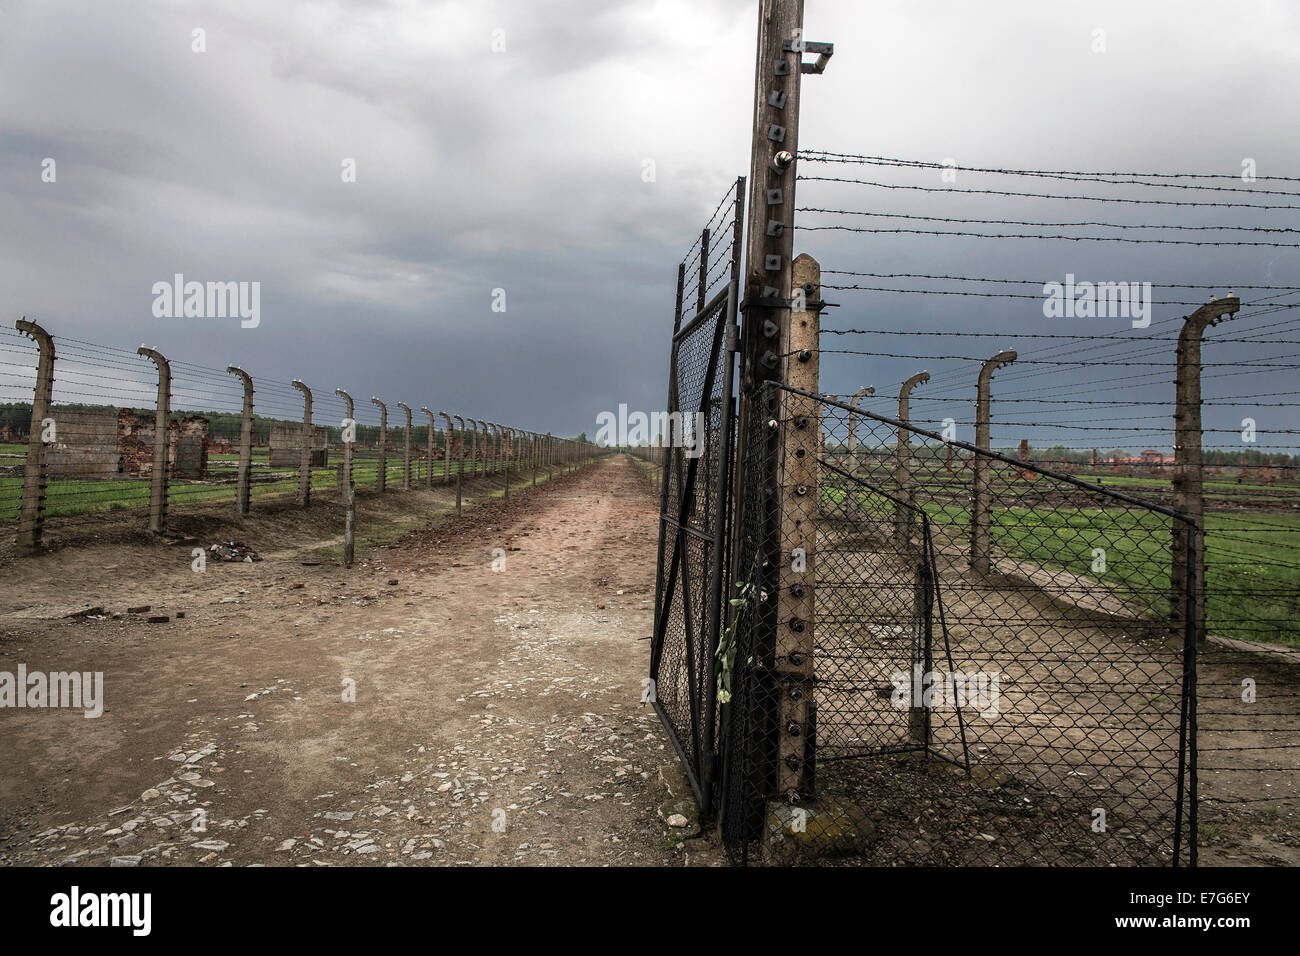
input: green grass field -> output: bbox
[0,457,482,523]
[829,483,1300,648]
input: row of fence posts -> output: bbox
[12,319,596,564]
[833,296,1236,644]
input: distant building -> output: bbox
[43,407,210,479]
[269,424,329,468]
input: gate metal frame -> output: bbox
[649,179,746,815]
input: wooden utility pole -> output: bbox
[1172,296,1240,642]
[737,0,832,809]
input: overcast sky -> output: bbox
[1,0,1296,450]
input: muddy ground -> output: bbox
[0,455,716,867]
[0,453,1293,867]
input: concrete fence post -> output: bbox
[291,379,313,507]
[452,415,466,515]
[846,385,874,473]
[370,397,388,493]
[846,385,874,512]
[500,424,509,475]
[15,319,55,551]
[420,408,436,488]
[970,350,1017,574]
[139,346,173,533]
[894,371,930,550]
[531,432,538,486]
[335,388,356,567]
[467,419,478,478]
[1172,296,1241,643]
[226,365,255,517]
[465,420,475,478]
[772,253,823,800]
[500,426,510,498]
[438,411,454,485]
[478,420,489,477]
[396,402,413,490]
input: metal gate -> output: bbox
[720,384,1198,866]
[649,179,745,815]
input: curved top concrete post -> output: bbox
[291,378,313,415]
[846,385,874,456]
[227,365,253,394]
[439,411,454,449]
[139,345,171,376]
[898,371,930,422]
[977,350,1017,391]
[139,346,173,531]
[974,351,1016,446]
[18,318,55,360]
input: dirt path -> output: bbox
[0,456,691,866]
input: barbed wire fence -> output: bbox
[764,148,1300,860]
[1,320,601,564]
